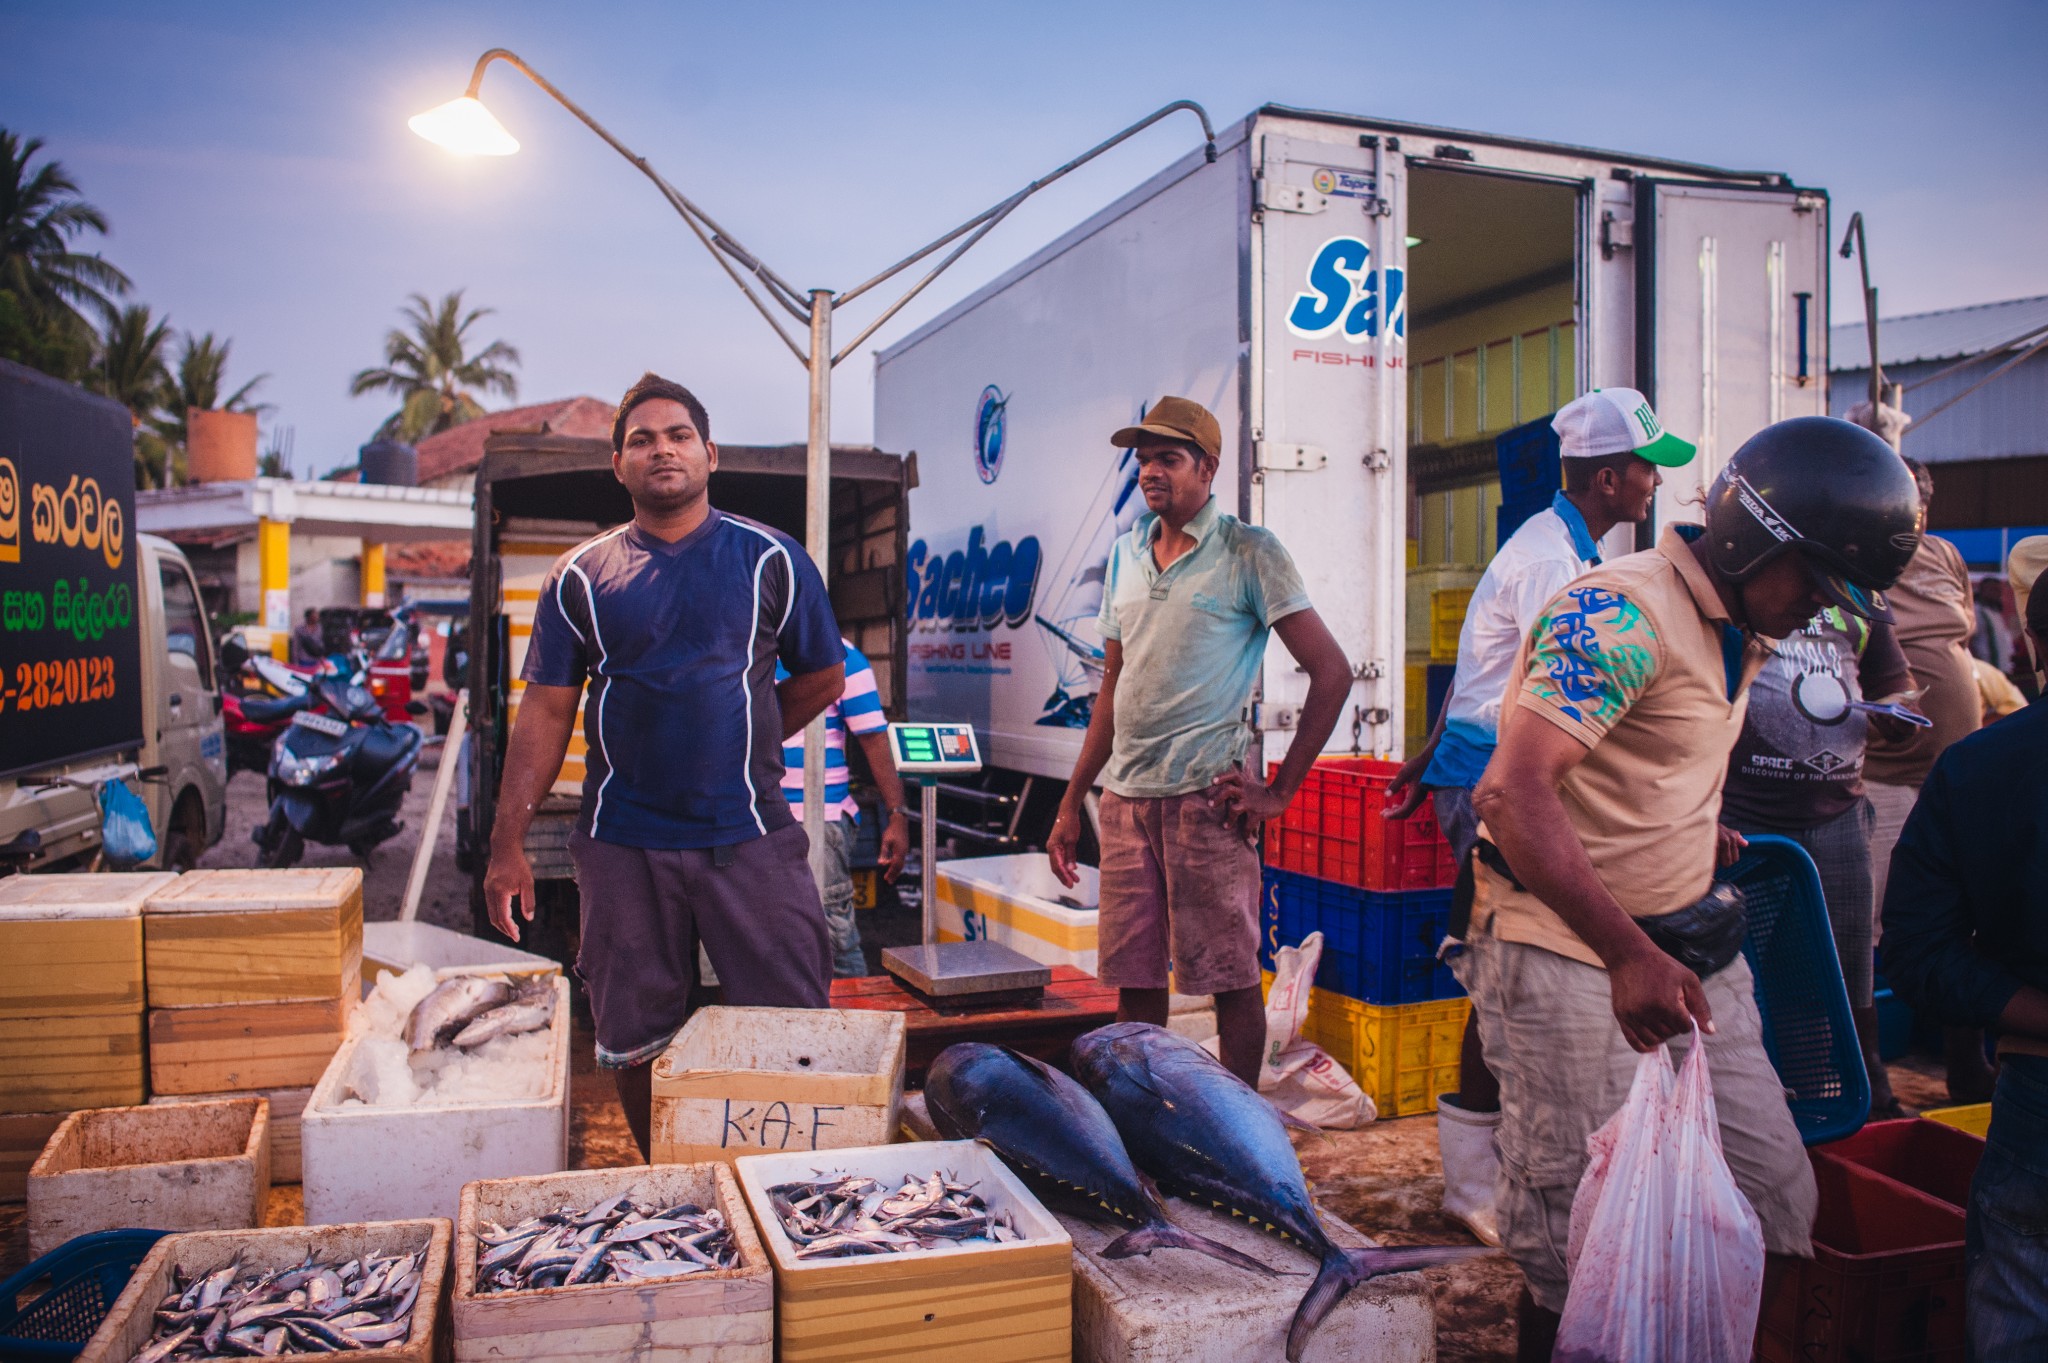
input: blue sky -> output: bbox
[5,0,2044,474]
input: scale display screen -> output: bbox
[888,722,982,775]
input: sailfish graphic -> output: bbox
[1031,409,1148,728]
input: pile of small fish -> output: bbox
[475,1193,739,1292]
[126,1249,423,1361]
[767,1173,1023,1258]
[404,973,556,1052]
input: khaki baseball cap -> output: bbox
[1112,396,1221,460]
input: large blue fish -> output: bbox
[1073,1022,1489,1361]
[925,1042,1273,1274]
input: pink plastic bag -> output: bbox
[1554,1027,1765,1363]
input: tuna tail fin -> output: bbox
[1286,1245,1494,1361]
[1101,1222,1283,1277]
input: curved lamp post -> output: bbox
[412,48,1216,884]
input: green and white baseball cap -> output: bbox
[1552,388,1696,467]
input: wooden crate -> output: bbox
[75,1218,451,1363]
[452,1162,772,1361]
[0,1111,66,1204]
[27,1097,269,1256]
[0,1008,145,1113]
[0,872,170,1018]
[152,1085,312,1182]
[651,1007,906,1167]
[144,867,364,1007]
[735,1140,1072,1363]
[147,965,356,1093]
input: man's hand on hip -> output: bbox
[1608,942,1715,1053]
[1207,765,1287,837]
[484,844,538,943]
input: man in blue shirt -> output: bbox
[485,372,847,1157]
[1881,541,2048,1360]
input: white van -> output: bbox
[875,105,1830,841]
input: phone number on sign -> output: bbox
[2,656,117,714]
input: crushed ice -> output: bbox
[333,963,557,1109]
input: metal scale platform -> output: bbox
[877,722,1051,1009]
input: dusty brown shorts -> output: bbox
[1096,788,1263,995]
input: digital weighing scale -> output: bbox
[878,722,1052,1008]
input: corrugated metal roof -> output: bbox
[1832,293,2048,370]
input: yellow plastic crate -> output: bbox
[1921,1102,1990,1137]
[1430,587,1474,662]
[1405,662,1428,747]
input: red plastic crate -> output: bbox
[1814,1118,1984,1211]
[1755,1153,1967,1363]
[1264,757,1458,891]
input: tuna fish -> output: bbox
[926,1042,1277,1275]
[1072,1022,1491,1362]
[404,975,513,1051]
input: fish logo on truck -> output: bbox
[974,385,1010,484]
[906,526,1042,632]
[1285,235,1406,342]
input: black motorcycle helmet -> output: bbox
[1702,416,1922,623]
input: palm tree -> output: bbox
[0,129,130,372]
[151,331,269,450]
[90,303,174,488]
[349,289,520,441]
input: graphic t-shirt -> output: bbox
[1720,609,1912,829]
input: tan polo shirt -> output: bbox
[1864,535,1979,788]
[1475,524,1771,967]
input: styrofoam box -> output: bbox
[302,970,571,1226]
[362,921,560,993]
[735,1140,1072,1363]
[934,854,1100,972]
[651,1006,906,1168]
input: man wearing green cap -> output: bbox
[1047,395,1352,1087]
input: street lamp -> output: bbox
[412,47,1216,883]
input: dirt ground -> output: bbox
[0,750,1974,1357]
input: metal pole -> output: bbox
[803,291,832,888]
[920,778,938,945]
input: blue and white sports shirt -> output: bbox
[779,639,887,821]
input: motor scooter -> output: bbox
[252,677,424,867]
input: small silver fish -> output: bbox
[451,986,557,1048]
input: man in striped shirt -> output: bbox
[780,640,911,975]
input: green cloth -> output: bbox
[1097,497,1311,797]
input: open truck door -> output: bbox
[1633,180,1831,532]
[1254,131,1406,757]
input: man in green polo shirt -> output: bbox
[1048,396,1352,1086]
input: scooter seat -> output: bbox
[240,694,309,724]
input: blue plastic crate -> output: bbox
[1259,868,1462,1004]
[1718,835,1871,1146]
[0,1228,167,1361]
[1874,987,1913,1062]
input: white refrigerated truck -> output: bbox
[875,104,1830,847]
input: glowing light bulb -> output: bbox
[408,97,519,156]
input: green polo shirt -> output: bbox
[1097,497,1311,798]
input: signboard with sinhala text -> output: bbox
[0,362,146,779]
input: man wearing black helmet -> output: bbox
[1464,416,1921,1357]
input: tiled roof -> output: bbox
[414,396,614,485]
[386,540,471,580]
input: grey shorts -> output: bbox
[1452,921,1816,1311]
[569,822,830,1068]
